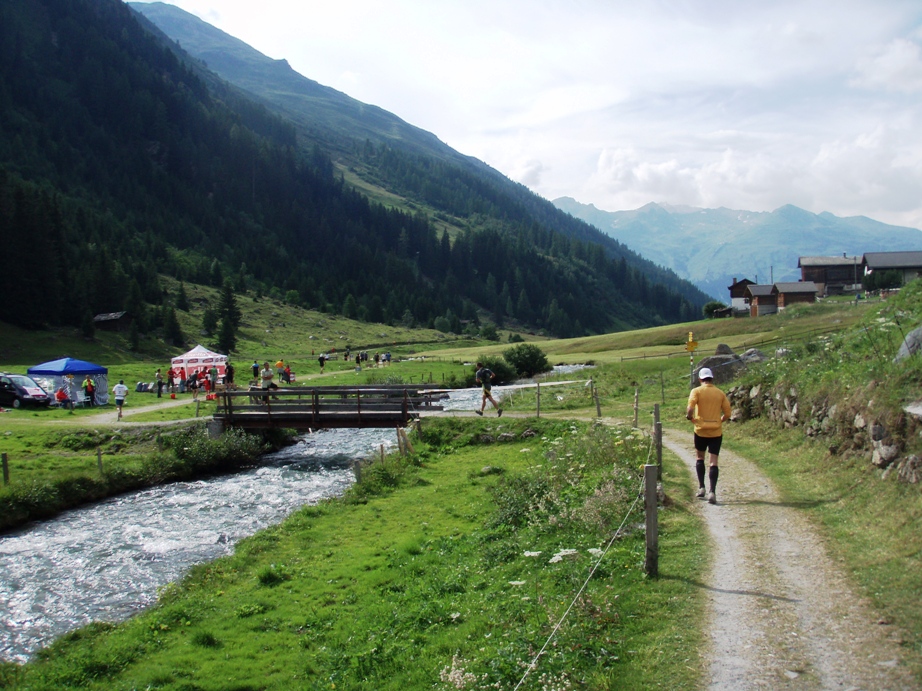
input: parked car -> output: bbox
[0,373,51,408]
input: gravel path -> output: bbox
[662,428,918,690]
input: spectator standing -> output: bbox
[252,360,260,383]
[155,368,164,398]
[261,362,274,389]
[225,362,235,388]
[318,354,325,373]
[82,375,95,406]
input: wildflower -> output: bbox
[549,549,578,563]
[509,581,526,586]
[520,448,532,453]
[524,551,542,557]
[588,548,603,557]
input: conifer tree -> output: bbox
[176,282,190,312]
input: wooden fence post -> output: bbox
[2,453,9,485]
[632,387,639,428]
[644,464,659,577]
[654,404,663,481]
[593,381,602,417]
[536,382,541,418]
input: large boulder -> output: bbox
[695,353,745,385]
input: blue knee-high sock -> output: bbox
[696,459,705,488]
[709,466,719,493]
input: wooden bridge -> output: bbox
[211,385,448,432]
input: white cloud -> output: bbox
[851,38,922,93]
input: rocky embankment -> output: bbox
[695,342,922,486]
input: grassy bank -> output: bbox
[0,422,285,532]
[0,417,708,690]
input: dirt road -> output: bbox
[662,428,918,690]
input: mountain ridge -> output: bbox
[554,197,922,299]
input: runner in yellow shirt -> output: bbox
[686,367,731,504]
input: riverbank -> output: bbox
[0,416,708,690]
[0,404,293,532]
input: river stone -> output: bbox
[715,343,736,356]
[854,413,867,429]
[497,432,517,442]
[894,325,922,363]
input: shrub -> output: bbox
[503,343,551,378]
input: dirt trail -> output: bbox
[661,428,918,690]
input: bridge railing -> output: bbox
[213,385,449,430]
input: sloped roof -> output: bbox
[745,284,775,297]
[774,281,818,294]
[93,311,128,322]
[798,256,860,267]
[863,251,922,269]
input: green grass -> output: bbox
[2,419,708,690]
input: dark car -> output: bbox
[0,373,51,408]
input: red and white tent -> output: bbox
[170,344,227,377]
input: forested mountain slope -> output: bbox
[131,3,712,321]
[0,0,706,341]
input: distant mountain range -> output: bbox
[553,199,922,299]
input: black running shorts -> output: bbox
[694,433,723,455]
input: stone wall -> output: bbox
[726,382,922,485]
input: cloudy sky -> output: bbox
[138,0,922,229]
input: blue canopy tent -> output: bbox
[27,358,109,405]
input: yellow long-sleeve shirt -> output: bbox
[687,382,731,438]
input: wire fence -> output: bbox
[512,436,655,690]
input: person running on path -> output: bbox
[686,366,731,504]
[474,362,502,417]
[112,379,129,421]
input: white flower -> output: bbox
[588,548,603,557]
[524,551,542,557]
[549,548,578,564]
[509,581,526,586]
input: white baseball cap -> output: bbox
[698,367,714,380]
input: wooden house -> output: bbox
[862,251,922,285]
[745,284,777,317]
[797,255,861,295]
[727,278,755,313]
[773,282,818,310]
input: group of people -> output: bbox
[150,362,237,399]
